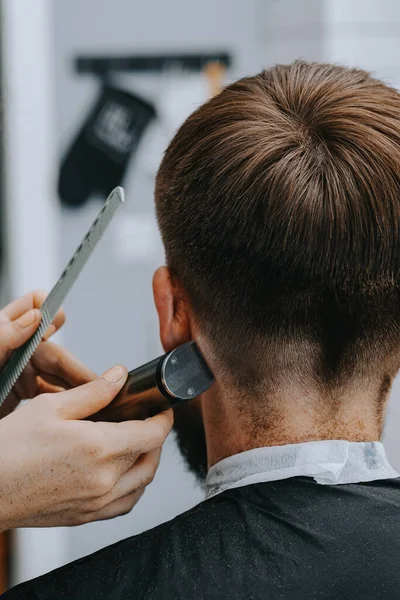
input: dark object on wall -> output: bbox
[58,86,155,206]
[62,52,233,206]
[75,52,232,76]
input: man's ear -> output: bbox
[153,266,192,353]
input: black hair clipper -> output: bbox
[92,342,214,422]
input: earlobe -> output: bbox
[153,266,192,352]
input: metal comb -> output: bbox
[0,186,124,405]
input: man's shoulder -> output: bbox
[5,493,236,600]
[6,478,400,600]
[96,489,238,565]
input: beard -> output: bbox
[173,398,208,485]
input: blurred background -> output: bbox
[1,0,400,591]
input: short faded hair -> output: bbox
[155,61,400,390]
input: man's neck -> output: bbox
[201,380,387,468]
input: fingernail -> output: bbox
[17,309,40,328]
[103,365,125,383]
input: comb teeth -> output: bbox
[0,187,124,406]
[0,309,51,401]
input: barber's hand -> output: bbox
[0,291,69,418]
[0,366,173,530]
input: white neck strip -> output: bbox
[206,440,398,499]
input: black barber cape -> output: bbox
[5,477,400,600]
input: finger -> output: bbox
[42,325,56,341]
[0,309,42,356]
[31,342,96,388]
[114,408,174,455]
[83,488,145,523]
[36,376,65,395]
[93,409,173,469]
[42,309,66,341]
[0,290,47,321]
[49,307,65,332]
[0,291,65,341]
[11,363,38,400]
[54,366,128,420]
[102,449,161,505]
[35,370,71,390]
[7,350,74,403]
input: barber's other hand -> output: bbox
[0,291,68,417]
[0,366,173,529]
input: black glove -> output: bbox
[58,85,156,206]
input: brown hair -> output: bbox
[155,61,400,391]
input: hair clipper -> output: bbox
[91,342,214,422]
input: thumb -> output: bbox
[54,365,128,420]
[0,309,42,358]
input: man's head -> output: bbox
[152,61,400,479]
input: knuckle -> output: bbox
[126,438,144,457]
[142,466,156,486]
[119,502,135,517]
[125,489,145,511]
[139,459,158,487]
[118,507,131,518]
[94,468,116,495]
[45,345,62,369]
